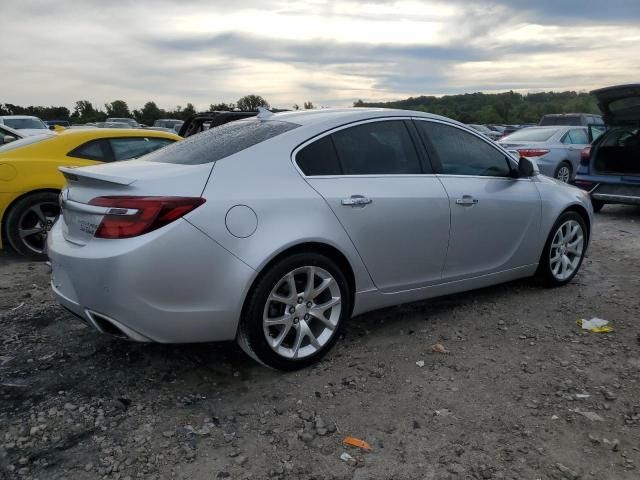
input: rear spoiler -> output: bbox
[59,166,135,186]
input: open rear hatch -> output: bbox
[590,84,640,177]
[59,159,212,245]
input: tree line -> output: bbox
[1,90,599,127]
[354,90,600,124]
[0,94,276,126]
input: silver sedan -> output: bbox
[48,108,593,370]
[498,125,590,182]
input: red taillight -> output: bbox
[517,148,550,158]
[580,146,591,165]
[88,196,206,239]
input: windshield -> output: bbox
[3,118,47,130]
[0,134,53,152]
[145,119,299,165]
[502,127,558,142]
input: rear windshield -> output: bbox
[0,134,53,152]
[539,115,580,126]
[145,119,299,165]
[3,118,47,130]
[609,97,640,113]
[502,127,558,142]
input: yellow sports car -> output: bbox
[0,128,180,258]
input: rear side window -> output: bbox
[146,119,299,165]
[67,139,110,161]
[110,137,174,161]
[563,129,589,145]
[296,136,342,175]
[331,121,421,175]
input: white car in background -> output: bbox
[0,115,55,136]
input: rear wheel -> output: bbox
[237,253,351,370]
[554,162,572,183]
[537,211,587,287]
[5,192,59,260]
[592,199,605,213]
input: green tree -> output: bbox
[236,95,269,111]
[134,101,164,126]
[180,103,197,120]
[209,102,235,111]
[104,100,131,118]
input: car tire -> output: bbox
[5,191,60,260]
[537,211,588,287]
[554,162,572,183]
[592,200,605,213]
[237,252,352,370]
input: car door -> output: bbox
[296,119,451,292]
[414,119,541,281]
[562,128,590,174]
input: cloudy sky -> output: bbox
[2,0,639,111]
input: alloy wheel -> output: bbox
[18,201,59,254]
[549,219,584,281]
[263,266,341,359]
[556,165,571,183]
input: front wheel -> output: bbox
[237,253,351,370]
[537,211,587,287]
[5,192,60,260]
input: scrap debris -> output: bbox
[577,317,613,333]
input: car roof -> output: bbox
[269,107,465,128]
[55,128,181,140]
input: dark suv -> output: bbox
[539,113,604,127]
[573,84,640,211]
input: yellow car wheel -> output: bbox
[5,191,59,259]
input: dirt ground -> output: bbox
[1,205,639,480]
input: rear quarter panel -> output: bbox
[186,138,376,299]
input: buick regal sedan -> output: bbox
[48,108,593,370]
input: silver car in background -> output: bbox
[498,125,590,182]
[48,108,593,370]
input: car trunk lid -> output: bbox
[58,159,212,245]
[591,84,640,126]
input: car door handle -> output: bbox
[455,195,478,206]
[341,195,373,207]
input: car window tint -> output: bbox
[146,119,298,165]
[503,127,558,142]
[567,129,588,144]
[296,135,342,176]
[417,121,511,177]
[110,137,174,161]
[331,121,421,175]
[67,139,109,161]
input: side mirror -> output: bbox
[2,135,16,145]
[49,125,56,130]
[518,156,535,177]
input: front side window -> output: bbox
[417,121,512,177]
[110,137,174,161]
[331,120,421,175]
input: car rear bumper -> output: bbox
[47,217,256,343]
[572,175,640,205]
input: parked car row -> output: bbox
[0,128,180,258]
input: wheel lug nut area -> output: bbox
[297,297,303,304]
[289,307,295,314]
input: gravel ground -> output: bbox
[1,205,639,480]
